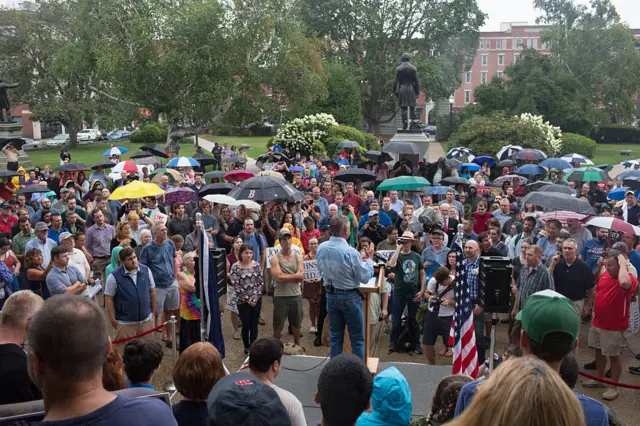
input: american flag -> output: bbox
[448,240,478,378]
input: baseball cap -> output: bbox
[515,289,579,351]
[626,190,635,196]
[278,228,292,239]
[59,232,73,242]
[35,222,49,232]
[0,202,10,209]
[369,210,379,217]
[207,372,291,426]
[60,187,69,193]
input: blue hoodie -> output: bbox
[356,366,412,426]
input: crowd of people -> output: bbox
[0,142,639,425]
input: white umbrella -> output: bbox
[109,161,154,181]
[560,153,594,165]
[496,145,522,161]
[235,199,261,210]
[203,194,237,206]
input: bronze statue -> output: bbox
[393,53,420,130]
[0,79,19,123]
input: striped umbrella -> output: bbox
[496,145,522,161]
[515,148,547,161]
[103,146,129,157]
[560,153,594,165]
[564,167,610,182]
[446,147,475,161]
[538,211,587,226]
[167,156,200,168]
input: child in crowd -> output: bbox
[123,339,164,389]
[478,344,522,378]
[410,375,473,426]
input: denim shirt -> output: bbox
[316,236,374,290]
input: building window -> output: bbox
[517,37,523,49]
[514,54,520,64]
[528,38,537,48]
[481,71,488,84]
[464,90,471,104]
[497,71,504,79]
[481,54,488,66]
[498,54,504,65]
[542,40,551,50]
[479,39,485,49]
[465,71,472,83]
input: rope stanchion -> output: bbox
[112,323,166,345]
[579,371,640,390]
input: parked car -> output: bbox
[77,129,101,141]
[45,134,70,147]
[17,138,41,151]
[107,130,130,141]
[423,125,437,135]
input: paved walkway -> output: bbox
[426,142,445,162]
[197,135,261,174]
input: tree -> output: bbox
[299,0,485,135]
[306,60,362,127]
[534,0,640,123]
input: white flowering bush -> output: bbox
[273,113,338,154]
[517,113,563,156]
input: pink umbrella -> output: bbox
[538,211,586,226]
[584,216,636,236]
[224,170,254,183]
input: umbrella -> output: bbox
[193,153,218,166]
[199,183,235,196]
[537,184,576,195]
[337,140,360,149]
[377,176,431,191]
[523,181,552,194]
[560,153,594,165]
[425,186,458,196]
[441,176,470,186]
[224,170,254,183]
[167,157,200,168]
[621,160,640,169]
[135,156,160,166]
[445,159,461,168]
[564,167,610,182]
[258,170,285,179]
[538,211,587,226]
[163,187,197,204]
[53,163,91,173]
[585,217,636,236]
[288,166,303,172]
[149,168,184,183]
[103,146,128,157]
[471,156,495,167]
[0,137,28,150]
[446,147,475,161]
[514,164,547,176]
[110,180,165,200]
[112,160,139,174]
[540,158,573,170]
[607,187,633,201]
[515,148,547,161]
[18,185,54,194]
[203,171,226,181]
[521,192,596,214]
[203,194,237,206]
[623,176,640,192]
[0,170,18,178]
[91,160,116,170]
[382,141,422,155]
[498,159,515,167]
[256,152,290,165]
[496,145,522,161]
[130,151,154,159]
[334,168,377,183]
[459,163,480,172]
[222,156,244,164]
[235,199,261,210]
[228,176,306,203]
[493,174,528,186]
[364,151,393,162]
[140,143,169,158]
[616,170,640,180]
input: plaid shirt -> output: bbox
[517,262,555,310]
[464,256,480,304]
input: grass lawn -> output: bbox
[24,136,270,168]
[592,143,639,165]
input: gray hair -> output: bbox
[562,238,578,249]
[330,215,348,237]
[151,220,165,235]
[0,291,44,329]
[612,242,628,255]
[182,251,196,265]
[140,228,152,240]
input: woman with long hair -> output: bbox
[230,243,264,354]
[303,238,322,334]
[226,237,243,340]
[0,237,21,286]
[281,211,300,239]
[178,252,201,353]
[24,248,53,299]
[75,171,90,200]
[110,221,137,251]
[102,346,127,391]
[447,357,585,426]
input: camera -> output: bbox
[428,296,441,314]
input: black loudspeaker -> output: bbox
[479,256,513,314]
[210,248,227,297]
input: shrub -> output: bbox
[130,123,167,144]
[593,124,640,144]
[362,132,380,150]
[272,113,338,155]
[312,141,326,157]
[324,125,365,145]
[518,113,563,156]
[560,133,596,158]
[179,136,194,145]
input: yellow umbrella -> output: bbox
[109,180,165,200]
[258,170,285,179]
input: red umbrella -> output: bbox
[584,217,635,236]
[224,170,254,183]
[122,160,138,173]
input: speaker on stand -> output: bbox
[210,248,227,297]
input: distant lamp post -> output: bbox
[449,95,454,136]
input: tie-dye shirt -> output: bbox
[179,270,200,321]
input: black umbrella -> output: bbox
[524,181,552,194]
[222,156,244,164]
[623,176,640,192]
[536,184,576,195]
[140,143,169,158]
[363,151,393,162]
[228,176,306,203]
[337,140,360,149]
[18,185,51,194]
[91,160,117,170]
[198,183,235,196]
[498,159,515,167]
[334,168,377,183]
[322,159,339,169]
[0,137,28,150]
[256,152,291,165]
[130,151,154,159]
[441,176,470,186]
[445,159,461,168]
[203,171,226,181]
[53,163,91,173]
[382,141,422,155]
[193,153,218,166]
[0,170,18,178]
[521,192,596,215]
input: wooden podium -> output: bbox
[360,267,385,374]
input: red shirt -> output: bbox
[342,192,362,214]
[320,192,334,204]
[301,229,320,253]
[0,214,18,235]
[472,211,490,234]
[0,182,15,201]
[593,270,638,331]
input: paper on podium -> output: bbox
[82,283,102,299]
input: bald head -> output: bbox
[464,240,479,260]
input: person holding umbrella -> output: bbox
[1,142,19,171]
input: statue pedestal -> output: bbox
[0,123,33,169]
[389,128,431,163]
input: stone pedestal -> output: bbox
[389,128,431,163]
[0,123,33,169]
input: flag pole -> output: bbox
[195,213,207,342]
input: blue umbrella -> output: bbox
[515,164,547,176]
[540,158,572,170]
[103,146,129,156]
[425,186,458,195]
[166,156,200,168]
[289,165,303,172]
[459,163,480,172]
[616,170,640,180]
[607,187,635,201]
[472,156,495,167]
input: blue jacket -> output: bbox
[356,367,412,426]
[111,265,152,322]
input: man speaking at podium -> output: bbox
[317,216,374,360]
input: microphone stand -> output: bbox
[195,213,207,342]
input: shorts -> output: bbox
[423,311,453,346]
[588,326,624,357]
[156,285,180,312]
[273,295,303,330]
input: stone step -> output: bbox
[0,151,33,170]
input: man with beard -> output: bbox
[581,227,609,273]
[357,210,385,246]
[30,198,59,225]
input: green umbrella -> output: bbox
[377,176,431,191]
[564,167,610,182]
[594,163,613,172]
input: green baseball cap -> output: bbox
[516,289,579,351]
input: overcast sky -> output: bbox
[478,0,640,31]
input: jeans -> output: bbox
[474,310,486,364]
[237,298,262,349]
[315,288,327,337]
[326,290,364,360]
[390,293,420,350]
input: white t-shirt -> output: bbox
[271,384,307,426]
[427,276,455,317]
[69,248,90,279]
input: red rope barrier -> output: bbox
[112,323,166,344]
[579,370,640,390]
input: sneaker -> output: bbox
[232,331,240,340]
[309,326,317,334]
[602,388,619,401]
[414,346,423,355]
[629,366,640,375]
[582,380,607,389]
[314,335,322,347]
[584,360,597,370]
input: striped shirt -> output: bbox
[517,263,555,310]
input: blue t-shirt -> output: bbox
[139,239,176,288]
[39,395,177,426]
[628,250,640,276]
[580,238,606,272]
[454,378,608,426]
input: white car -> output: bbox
[77,129,100,141]
[45,134,70,147]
